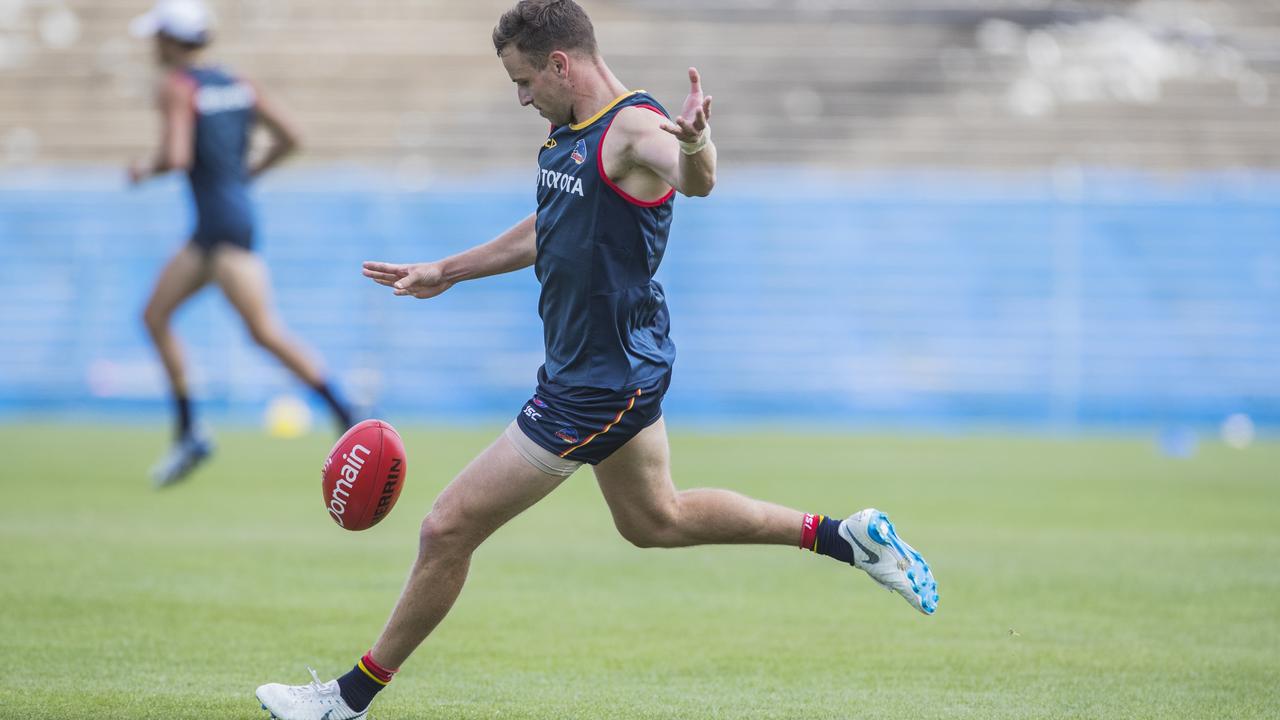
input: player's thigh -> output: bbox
[208,244,277,327]
[144,243,210,322]
[591,417,679,526]
[429,431,569,543]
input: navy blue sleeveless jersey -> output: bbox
[534,90,677,391]
[178,66,257,250]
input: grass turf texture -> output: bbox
[1,425,1277,719]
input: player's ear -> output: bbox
[549,50,569,78]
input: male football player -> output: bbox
[257,2,937,717]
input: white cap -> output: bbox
[130,0,212,44]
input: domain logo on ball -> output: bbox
[321,419,407,531]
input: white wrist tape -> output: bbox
[679,126,711,155]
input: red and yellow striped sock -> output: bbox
[800,513,856,565]
[336,651,397,712]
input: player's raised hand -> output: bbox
[362,261,454,299]
[660,67,712,143]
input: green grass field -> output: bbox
[1,425,1277,719]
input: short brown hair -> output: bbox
[493,0,598,68]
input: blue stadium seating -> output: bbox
[1,169,1276,429]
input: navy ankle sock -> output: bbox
[312,381,354,430]
[336,653,394,712]
[800,513,856,565]
[174,393,193,441]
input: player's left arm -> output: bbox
[623,67,716,198]
[247,80,303,180]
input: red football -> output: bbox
[321,419,407,531]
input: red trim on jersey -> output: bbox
[597,104,675,208]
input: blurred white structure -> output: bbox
[0,0,1277,170]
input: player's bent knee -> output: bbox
[417,510,477,558]
[245,323,272,347]
[142,307,167,337]
[144,310,174,340]
[617,525,662,548]
[615,512,681,549]
[246,322,287,350]
[417,512,458,549]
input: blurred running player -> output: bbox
[127,0,355,487]
[257,2,938,717]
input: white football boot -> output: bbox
[256,667,367,720]
[149,430,213,488]
[838,508,939,615]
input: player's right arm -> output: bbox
[127,72,195,185]
[247,80,303,180]
[362,213,537,299]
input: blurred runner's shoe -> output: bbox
[149,430,213,488]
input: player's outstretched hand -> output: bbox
[660,67,712,143]
[362,261,454,299]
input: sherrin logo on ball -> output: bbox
[321,419,407,531]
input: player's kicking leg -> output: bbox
[592,417,939,615]
[142,243,214,488]
[210,245,357,433]
[255,427,571,720]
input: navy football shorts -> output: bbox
[515,367,671,466]
[190,226,254,254]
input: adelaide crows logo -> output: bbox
[570,138,587,164]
